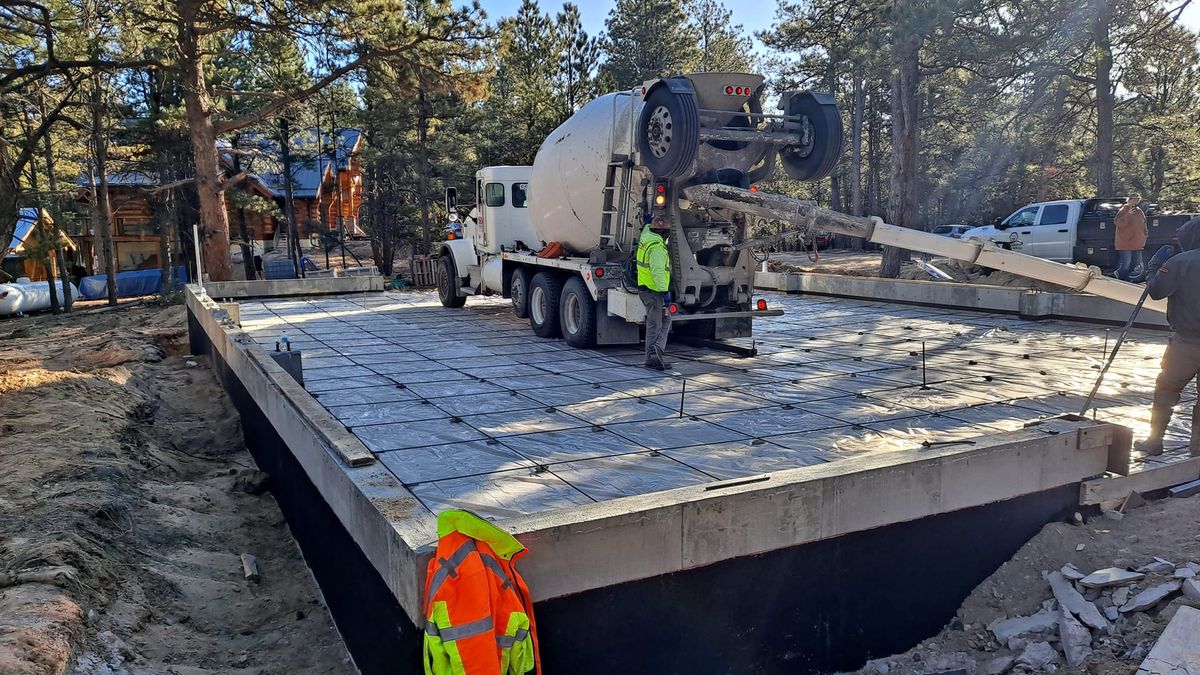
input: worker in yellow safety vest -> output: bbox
[636,215,673,371]
[423,509,541,675]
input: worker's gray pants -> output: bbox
[640,290,671,363]
[1152,335,1200,409]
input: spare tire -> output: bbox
[778,91,843,182]
[637,84,700,178]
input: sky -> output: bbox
[474,0,1200,48]
[476,0,782,45]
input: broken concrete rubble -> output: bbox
[1134,557,1175,574]
[982,654,1014,675]
[1136,605,1200,675]
[1015,641,1058,670]
[1045,571,1109,633]
[1183,578,1200,601]
[1174,567,1196,579]
[1057,607,1093,668]
[1113,587,1130,607]
[1059,564,1085,582]
[989,609,1058,643]
[1120,580,1182,613]
[1079,567,1145,589]
[1104,606,1119,621]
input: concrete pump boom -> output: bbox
[682,184,1166,314]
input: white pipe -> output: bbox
[0,280,80,316]
[193,223,206,296]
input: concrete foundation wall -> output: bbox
[198,275,383,299]
[756,271,1170,328]
[185,289,435,623]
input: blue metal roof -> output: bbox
[8,208,38,253]
[234,128,362,200]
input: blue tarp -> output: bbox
[7,208,38,252]
[79,266,189,300]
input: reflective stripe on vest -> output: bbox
[636,236,670,291]
[427,539,514,603]
[425,616,495,642]
[496,628,530,648]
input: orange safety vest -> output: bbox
[423,510,541,675]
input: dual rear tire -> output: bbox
[520,271,596,348]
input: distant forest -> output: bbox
[3,0,1199,281]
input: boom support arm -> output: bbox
[682,184,1166,313]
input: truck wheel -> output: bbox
[778,91,843,182]
[559,277,597,348]
[510,267,530,319]
[528,272,563,338]
[637,85,700,179]
[437,255,466,308]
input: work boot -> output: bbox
[1134,404,1173,457]
[644,357,665,372]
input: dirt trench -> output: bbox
[0,303,353,674]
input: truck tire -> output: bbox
[510,267,530,319]
[779,91,843,182]
[559,276,597,348]
[437,255,466,308]
[637,85,700,179]
[528,272,563,338]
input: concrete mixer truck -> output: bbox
[437,72,1163,350]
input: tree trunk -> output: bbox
[867,86,881,219]
[417,88,432,255]
[41,117,72,310]
[279,119,303,278]
[230,136,256,280]
[0,103,18,281]
[92,78,117,305]
[177,3,233,282]
[881,37,921,279]
[26,146,60,311]
[850,71,864,218]
[1093,0,1115,197]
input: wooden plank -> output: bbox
[1136,605,1200,675]
[1080,457,1200,505]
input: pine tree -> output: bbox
[601,0,700,87]
[556,3,601,114]
[686,0,753,73]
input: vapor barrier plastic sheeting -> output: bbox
[239,290,1196,522]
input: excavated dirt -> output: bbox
[0,303,352,674]
[846,494,1200,674]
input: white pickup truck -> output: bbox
[961,198,1192,268]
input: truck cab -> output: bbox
[467,166,539,254]
[961,200,1083,262]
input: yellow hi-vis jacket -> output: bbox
[636,225,671,292]
[423,510,540,675]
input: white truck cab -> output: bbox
[961,200,1083,262]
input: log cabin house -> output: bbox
[75,128,365,274]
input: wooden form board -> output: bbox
[1080,457,1200,505]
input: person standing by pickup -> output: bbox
[1114,194,1148,281]
[1136,216,1200,457]
[637,215,673,371]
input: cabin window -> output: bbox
[512,183,528,208]
[485,182,505,207]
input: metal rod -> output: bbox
[1079,286,1153,416]
[192,222,205,296]
[921,341,928,389]
[679,380,686,419]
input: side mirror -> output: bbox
[994,217,1008,230]
[445,187,458,213]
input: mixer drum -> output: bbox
[528,92,639,254]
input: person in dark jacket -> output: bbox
[1137,216,1200,456]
